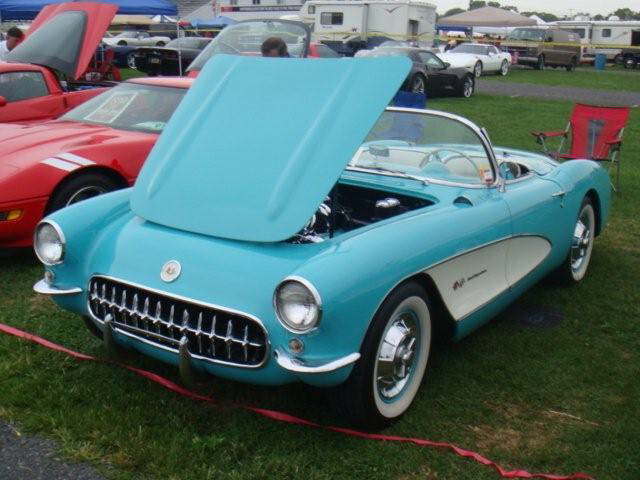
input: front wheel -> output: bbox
[332,282,432,429]
[458,75,474,98]
[47,173,121,214]
[410,73,426,94]
[549,198,595,284]
[624,56,637,69]
[499,59,509,76]
[117,40,127,46]
[126,52,137,69]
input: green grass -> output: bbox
[120,68,147,81]
[484,67,640,92]
[1,94,639,479]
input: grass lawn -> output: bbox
[484,67,640,92]
[120,68,147,81]
[1,94,639,479]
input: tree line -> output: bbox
[441,2,640,22]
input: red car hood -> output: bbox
[7,2,117,79]
[0,120,156,202]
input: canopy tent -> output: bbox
[191,16,236,28]
[0,0,177,21]
[437,6,537,28]
[183,2,214,22]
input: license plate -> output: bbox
[149,57,161,64]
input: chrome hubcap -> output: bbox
[501,62,508,74]
[376,313,419,400]
[66,186,107,206]
[128,54,137,69]
[412,76,425,94]
[464,79,473,97]
[570,212,591,272]
[474,63,481,77]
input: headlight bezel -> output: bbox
[33,220,66,266]
[273,276,322,333]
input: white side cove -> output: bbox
[425,236,551,321]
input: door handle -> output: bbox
[551,191,566,197]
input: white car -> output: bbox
[102,30,171,47]
[437,43,512,77]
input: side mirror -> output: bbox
[441,62,451,69]
[0,96,6,107]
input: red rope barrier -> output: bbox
[0,322,593,480]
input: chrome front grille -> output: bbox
[88,276,268,368]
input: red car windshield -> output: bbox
[60,83,186,134]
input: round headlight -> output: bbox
[274,278,322,333]
[34,221,65,265]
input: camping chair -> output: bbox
[531,103,631,191]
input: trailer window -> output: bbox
[568,28,586,39]
[601,29,611,38]
[320,12,343,25]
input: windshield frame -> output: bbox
[186,19,311,72]
[346,107,500,189]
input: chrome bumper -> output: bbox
[33,279,82,296]
[274,349,360,374]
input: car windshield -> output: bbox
[507,29,546,41]
[114,31,138,38]
[350,110,495,186]
[451,44,489,55]
[59,83,186,133]
[187,20,309,71]
[166,37,209,49]
[358,48,410,58]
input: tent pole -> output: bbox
[177,22,183,75]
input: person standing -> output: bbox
[0,27,24,61]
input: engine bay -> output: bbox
[289,184,433,244]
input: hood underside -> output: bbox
[130,54,411,242]
[7,2,117,79]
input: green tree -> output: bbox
[443,7,466,17]
[612,8,638,20]
[487,1,501,7]
[593,14,604,20]
[503,5,519,12]
[469,1,486,10]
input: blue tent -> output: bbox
[0,0,177,21]
[191,16,236,29]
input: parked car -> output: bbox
[620,48,640,69]
[355,47,475,98]
[186,19,312,76]
[1,2,117,123]
[0,77,191,249]
[437,43,512,77]
[103,30,171,47]
[134,37,213,76]
[32,55,610,428]
[501,27,581,71]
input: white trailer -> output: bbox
[299,0,436,55]
[554,20,640,61]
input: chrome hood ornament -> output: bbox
[160,260,181,282]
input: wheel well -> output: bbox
[401,273,456,341]
[585,189,602,236]
[45,167,129,214]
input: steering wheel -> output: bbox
[423,148,479,172]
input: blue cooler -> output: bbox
[594,53,606,70]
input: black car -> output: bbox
[355,47,475,98]
[134,37,213,76]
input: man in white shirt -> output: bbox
[0,27,24,62]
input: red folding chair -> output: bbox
[531,103,631,191]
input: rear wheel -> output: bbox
[47,173,121,214]
[499,59,509,76]
[549,198,595,284]
[473,61,483,78]
[566,57,577,71]
[156,41,166,46]
[332,282,432,430]
[624,56,637,69]
[126,52,137,69]
[117,40,127,46]
[458,75,474,98]
[613,53,623,65]
[536,55,545,70]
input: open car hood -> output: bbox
[7,2,118,79]
[130,54,411,242]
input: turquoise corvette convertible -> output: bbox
[33,55,611,428]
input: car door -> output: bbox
[499,164,570,285]
[0,70,64,123]
[417,51,449,93]
[485,46,502,70]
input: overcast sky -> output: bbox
[436,0,635,17]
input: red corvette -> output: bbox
[0,2,117,124]
[0,77,192,248]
